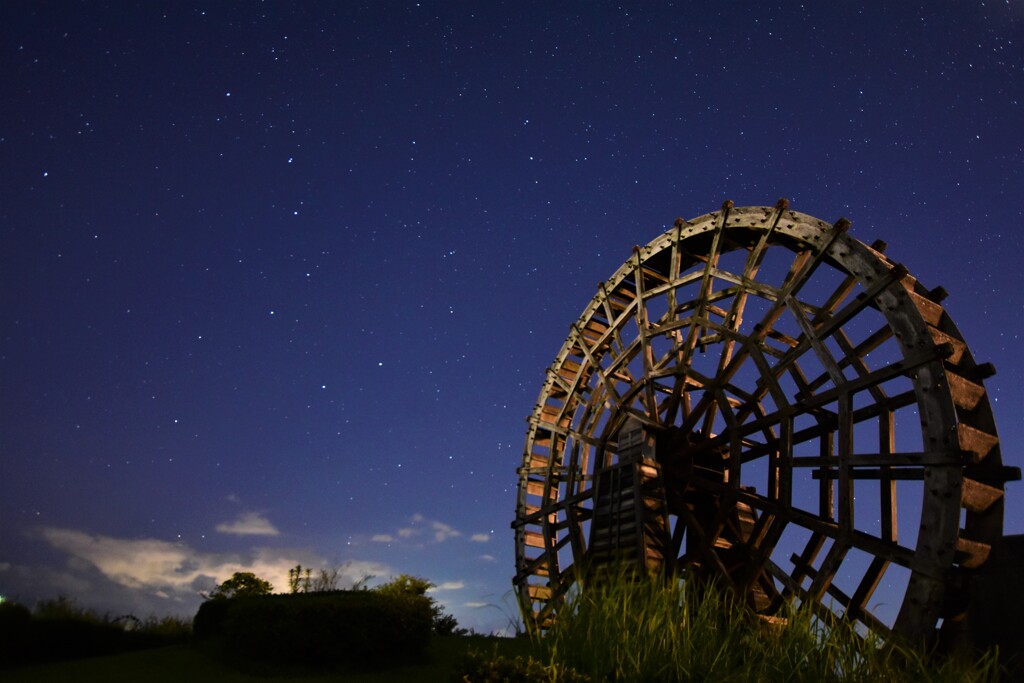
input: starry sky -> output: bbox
[1,1,1022,634]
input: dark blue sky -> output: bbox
[1,1,1022,633]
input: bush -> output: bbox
[29,617,132,661]
[0,597,191,667]
[455,650,591,683]
[192,596,232,640]
[207,571,273,599]
[375,574,464,635]
[194,589,434,667]
[138,614,192,641]
[0,601,33,664]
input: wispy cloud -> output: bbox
[410,513,461,542]
[429,580,465,591]
[470,533,490,542]
[38,527,389,602]
[215,512,280,536]
[375,514,463,545]
[429,520,460,542]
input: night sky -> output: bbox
[2,2,1022,634]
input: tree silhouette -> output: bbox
[208,571,273,599]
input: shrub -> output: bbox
[0,601,32,664]
[0,597,191,666]
[207,571,273,599]
[455,650,591,683]
[29,617,129,661]
[193,596,232,640]
[138,614,192,641]
[194,589,434,667]
[375,574,464,635]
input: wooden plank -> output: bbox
[946,370,985,411]
[956,423,998,463]
[525,479,553,498]
[557,359,583,383]
[905,287,944,326]
[879,410,897,543]
[961,477,1003,513]
[929,327,966,364]
[954,537,991,569]
[837,394,854,531]
[632,248,660,421]
[811,468,925,480]
[813,261,908,342]
[523,531,546,548]
[524,559,550,576]
[789,532,826,586]
[807,541,849,601]
[791,450,964,468]
[538,403,568,426]
[527,584,554,600]
[527,453,549,469]
[848,555,889,617]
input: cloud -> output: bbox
[470,533,490,543]
[479,554,496,562]
[464,601,489,608]
[215,512,280,536]
[38,527,390,604]
[374,514,462,546]
[42,528,207,592]
[429,580,465,591]
[430,520,460,542]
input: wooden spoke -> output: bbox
[514,202,1013,649]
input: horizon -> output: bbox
[2,1,1022,635]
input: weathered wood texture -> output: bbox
[512,200,1017,647]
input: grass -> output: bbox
[1,635,530,683]
[4,576,1003,682]
[533,569,1003,683]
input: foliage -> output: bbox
[434,612,464,637]
[0,600,33,664]
[33,595,104,623]
[375,573,434,597]
[136,614,193,641]
[0,596,191,667]
[288,563,346,593]
[376,574,466,636]
[206,571,273,600]
[191,596,232,640]
[455,649,591,683]
[3,634,529,683]
[287,564,313,593]
[193,589,435,667]
[530,568,1002,683]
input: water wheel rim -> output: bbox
[513,201,1007,644]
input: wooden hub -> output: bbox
[513,201,1018,645]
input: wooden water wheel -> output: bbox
[512,200,1018,645]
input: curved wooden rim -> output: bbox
[513,202,1008,644]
